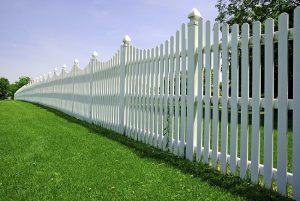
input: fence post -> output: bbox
[119,35,131,134]
[186,8,200,161]
[60,64,67,111]
[72,61,78,116]
[89,51,97,123]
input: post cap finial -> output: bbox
[188,8,201,20]
[92,51,98,58]
[74,59,79,65]
[123,35,131,45]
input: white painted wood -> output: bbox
[230,24,239,175]
[141,49,146,142]
[159,44,164,149]
[196,17,203,162]
[163,40,169,151]
[154,46,159,147]
[169,36,175,152]
[134,47,139,140]
[240,23,249,179]
[186,11,199,161]
[293,6,300,200]
[174,30,180,156]
[204,20,211,164]
[131,46,136,138]
[149,48,155,145]
[125,48,130,135]
[127,46,133,136]
[264,18,274,188]
[277,12,288,196]
[251,21,261,183]
[145,49,151,144]
[220,23,229,173]
[138,49,143,141]
[180,23,187,157]
[212,22,220,168]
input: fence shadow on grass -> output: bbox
[26,101,293,201]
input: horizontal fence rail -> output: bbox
[15,7,300,200]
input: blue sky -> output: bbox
[0,0,218,82]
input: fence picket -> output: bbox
[163,40,169,151]
[149,48,155,145]
[134,48,140,140]
[180,23,187,157]
[204,20,211,164]
[277,13,289,195]
[251,21,261,183]
[293,6,300,200]
[130,46,136,138]
[154,46,159,147]
[220,23,229,173]
[196,17,204,161]
[159,44,164,149]
[138,49,143,141]
[169,36,175,152]
[230,24,239,175]
[174,31,180,155]
[142,49,147,142]
[145,49,151,144]
[212,22,220,168]
[240,23,249,179]
[264,18,274,188]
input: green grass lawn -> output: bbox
[0,101,292,200]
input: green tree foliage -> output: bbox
[216,0,300,28]
[215,0,299,98]
[0,76,31,100]
[0,77,10,100]
[10,76,31,99]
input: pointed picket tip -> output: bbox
[123,35,131,45]
[188,8,201,20]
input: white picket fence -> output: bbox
[15,7,300,199]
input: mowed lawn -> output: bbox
[0,101,291,201]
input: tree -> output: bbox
[215,0,299,98]
[10,76,31,99]
[216,0,300,27]
[0,77,10,100]
[16,76,30,89]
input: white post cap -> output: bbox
[123,35,131,45]
[92,51,98,59]
[188,8,201,20]
[73,59,79,65]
